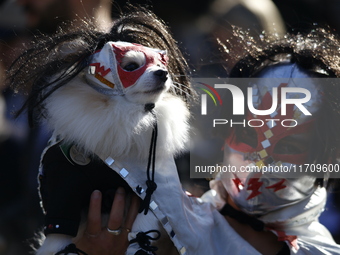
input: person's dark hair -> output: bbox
[8,7,193,127]
[219,28,340,188]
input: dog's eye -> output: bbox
[123,62,140,71]
[121,51,145,72]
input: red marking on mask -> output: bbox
[246,178,263,200]
[160,52,168,65]
[232,177,244,192]
[89,63,111,76]
[112,43,167,88]
[265,179,286,192]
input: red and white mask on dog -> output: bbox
[219,63,324,215]
[85,41,168,95]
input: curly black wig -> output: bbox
[9,7,193,126]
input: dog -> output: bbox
[8,8,197,254]
[33,38,190,255]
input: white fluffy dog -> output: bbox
[34,40,190,255]
[8,8,195,254]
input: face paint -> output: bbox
[85,41,168,95]
[219,63,324,215]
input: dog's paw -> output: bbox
[36,234,72,255]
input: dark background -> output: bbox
[0,0,340,254]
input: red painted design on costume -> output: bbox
[232,177,244,192]
[89,63,111,76]
[246,178,263,200]
[160,52,168,66]
[274,230,298,250]
[265,179,286,192]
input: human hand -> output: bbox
[75,188,140,255]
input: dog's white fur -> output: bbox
[44,73,189,160]
[36,50,190,255]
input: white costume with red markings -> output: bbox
[202,64,340,254]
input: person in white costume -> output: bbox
[201,27,340,255]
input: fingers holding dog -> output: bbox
[76,188,133,255]
[107,187,126,235]
[86,190,102,238]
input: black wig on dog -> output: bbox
[9,7,193,127]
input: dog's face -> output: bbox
[85,41,170,105]
[45,41,189,160]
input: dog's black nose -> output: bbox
[154,70,168,82]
